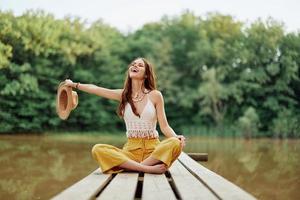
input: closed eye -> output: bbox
[129,61,144,68]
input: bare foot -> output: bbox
[144,163,168,174]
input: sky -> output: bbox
[1,0,299,33]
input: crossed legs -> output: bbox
[119,158,167,174]
[92,137,181,174]
[119,142,178,174]
[140,156,163,166]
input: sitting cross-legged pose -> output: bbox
[64,57,186,174]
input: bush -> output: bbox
[271,109,300,138]
[237,107,260,139]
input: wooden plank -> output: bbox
[96,172,139,200]
[187,152,208,161]
[169,159,218,200]
[178,152,257,200]
[51,168,112,200]
[142,173,177,200]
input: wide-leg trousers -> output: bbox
[91,137,182,174]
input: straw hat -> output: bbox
[56,81,78,120]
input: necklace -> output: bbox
[132,92,145,102]
[132,89,148,102]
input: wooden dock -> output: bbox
[51,152,256,200]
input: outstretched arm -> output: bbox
[64,79,123,101]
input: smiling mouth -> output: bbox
[131,68,139,73]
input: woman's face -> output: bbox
[128,58,146,80]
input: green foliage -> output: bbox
[271,109,300,138]
[237,107,260,138]
[0,10,299,138]
[198,68,227,127]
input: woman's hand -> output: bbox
[64,79,74,87]
[176,135,186,149]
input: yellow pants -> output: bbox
[91,137,182,174]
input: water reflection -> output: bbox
[0,134,126,200]
[186,136,300,200]
[0,134,299,200]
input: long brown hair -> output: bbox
[117,57,157,118]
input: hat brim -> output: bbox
[71,91,78,110]
[56,82,74,120]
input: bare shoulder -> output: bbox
[149,89,162,97]
[148,89,163,106]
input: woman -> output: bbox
[64,57,186,174]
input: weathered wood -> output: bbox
[96,172,139,200]
[142,173,176,200]
[169,159,218,200]
[51,168,111,200]
[178,152,257,200]
[187,152,208,161]
[51,152,257,200]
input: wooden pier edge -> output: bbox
[187,152,208,161]
[51,151,257,200]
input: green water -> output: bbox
[0,134,299,200]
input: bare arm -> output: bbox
[153,90,186,149]
[152,90,178,138]
[65,79,123,101]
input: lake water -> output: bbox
[0,134,299,200]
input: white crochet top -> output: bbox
[124,92,159,139]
